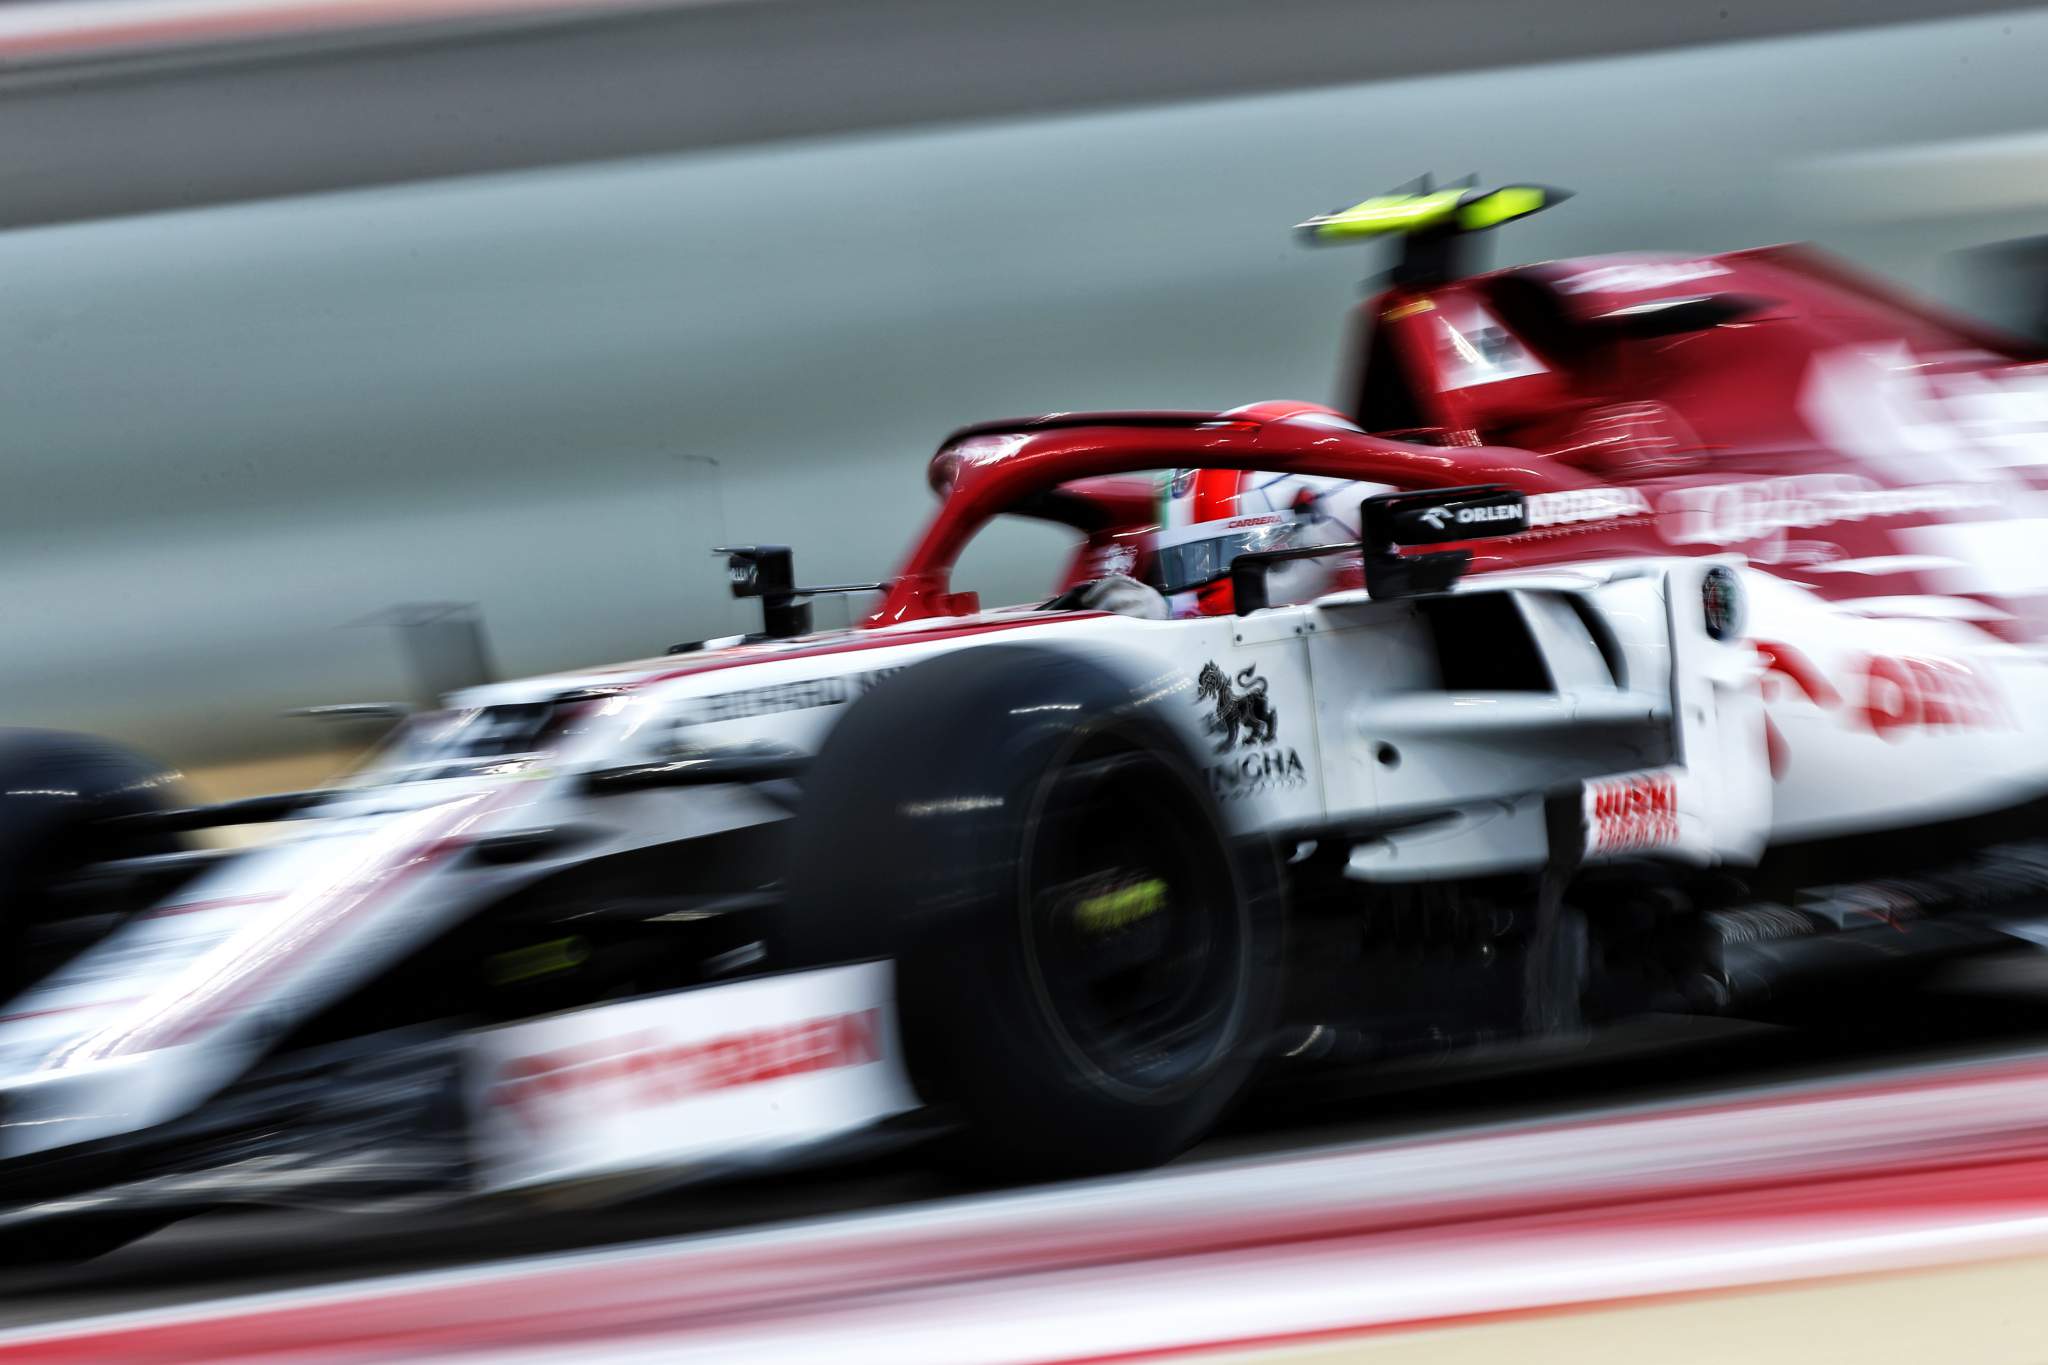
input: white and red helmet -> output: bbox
[1154,468,1391,616]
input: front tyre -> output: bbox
[783,645,1283,1177]
[0,729,183,996]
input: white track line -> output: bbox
[455,1213,2048,1365]
[10,1045,2048,1361]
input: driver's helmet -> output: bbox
[1155,469,1388,616]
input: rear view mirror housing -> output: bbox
[717,545,811,639]
[713,546,886,641]
[1361,485,1526,603]
[1362,486,1527,547]
[1230,484,1529,614]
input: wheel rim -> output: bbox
[1020,738,1248,1099]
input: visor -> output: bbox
[1154,516,1308,597]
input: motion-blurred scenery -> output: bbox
[8,4,2048,1362]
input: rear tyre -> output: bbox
[783,645,1284,1177]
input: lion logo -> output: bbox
[1195,661,1279,753]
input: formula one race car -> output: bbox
[7,180,2048,1259]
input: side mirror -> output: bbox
[717,545,811,639]
[713,546,886,641]
[1362,485,1527,547]
[1360,485,1526,602]
[1229,484,1528,614]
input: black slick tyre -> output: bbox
[782,644,1283,1177]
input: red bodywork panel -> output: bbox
[872,245,2048,635]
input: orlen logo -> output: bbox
[1588,772,1680,854]
[489,1010,884,1134]
[1418,504,1520,530]
[1861,655,2010,742]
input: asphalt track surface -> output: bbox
[8,951,2048,1332]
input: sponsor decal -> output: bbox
[1701,565,1742,640]
[1525,488,1654,529]
[1436,314,1547,390]
[1169,468,1196,499]
[1861,655,2010,741]
[1756,642,2009,741]
[683,666,907,724]
[1556,260,1732,296]
[1587,772,1681,854]
[1756,640,1841,709]
[1195,661,1307,798]
[1418,502,1521,531]
[1196,661,1278,752]
[1375,487,1528,544]
[1800,344,2048,489]
[1657,475,1998,549]
[1210,746,1310,798]
[488,1008,885,1136]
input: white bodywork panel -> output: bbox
[3,554,2048,1170]
[1740,571,2048,841]
[467,962,917,1192]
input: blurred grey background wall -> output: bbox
[5,0,2048,766]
